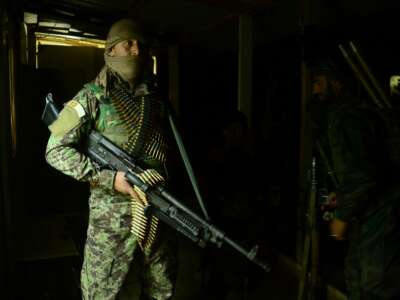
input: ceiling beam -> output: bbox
[21,0,117,37]
[188,0,274,14]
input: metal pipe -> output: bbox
[168,112,210,221]
[238,14,253,124]
[349,41,392,109]
[339,44,384,109]
[0,8,13,296]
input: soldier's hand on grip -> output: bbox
[114,171,145,204]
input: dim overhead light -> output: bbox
[49,28,69,34]
[83,32,98,37]
[39,21,56,27]
[55,23,71,29]
[53,9,75,17]
[24,12,38,24]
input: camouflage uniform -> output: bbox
[319,102,400,299]
[45,67,177,300]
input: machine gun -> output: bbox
[42,93,270,272]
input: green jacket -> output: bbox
[320,103,399,221]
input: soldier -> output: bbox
[45,19,177,300]
[311,61,400,300]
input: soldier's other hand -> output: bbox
[114,171,144,204]
[329,218,347,241]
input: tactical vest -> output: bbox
[85,81,169,250]
[85,82,169,173]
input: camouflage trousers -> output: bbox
[345,204,400,300]
[80,201,177,300]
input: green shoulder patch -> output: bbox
[66,100,86,118]
[49,100,86,136]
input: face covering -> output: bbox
[104,54,142,84]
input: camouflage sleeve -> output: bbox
[329,112,378,221]
[45,89,116,192]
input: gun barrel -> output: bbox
[223,235,271,272]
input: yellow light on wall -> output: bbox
[152,56,157,75]
[35,32,105,48]
[35,32,105,69]
[8,42,17,157]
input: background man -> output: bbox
[311,61,400,300]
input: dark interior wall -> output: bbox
[38,45,104,101]
[179,15,238,155]
[17,45,104,217]
[177,14,302,256]
[176,46,238,217]
[177,17,239,206]
[252,37,302,256]
[1,3,21,297]
[180,47,237,159]
[0,6,11,297]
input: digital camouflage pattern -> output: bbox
[46,67,177,300]
[318,102,400,299]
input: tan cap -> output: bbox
[105,19,144,52]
